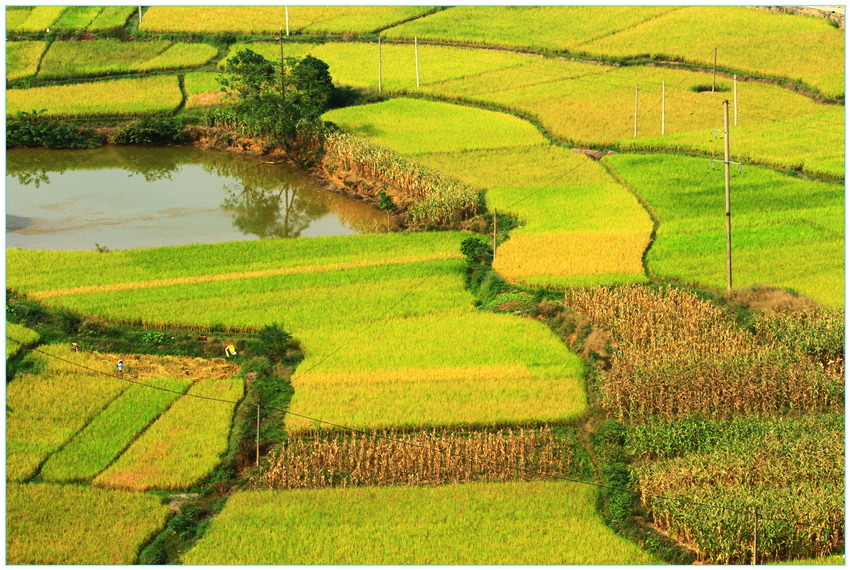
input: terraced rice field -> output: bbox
[7,483,169,564]
[8,233,586,431]
[6,41,47,81]
[6,75,183,118]
[6,322,39,360]
[326,99,653,288]
[6,6,134,33]
[182,481,660,565]
[140,6,434,35]
[603,153,844,306]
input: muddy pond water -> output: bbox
[6,146,394,251]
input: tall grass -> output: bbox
[7,483,169,564]
[182,481,660,564]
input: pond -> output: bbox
[6,146,394,251]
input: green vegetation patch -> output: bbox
[6,41,47,81]
[7,483,169,564]
[51,6,102,30]
[604,153,844,306]
[183,481,660,564]
[39,376,192,482]
[6,75,183,118]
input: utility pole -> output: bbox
[415,37,420,88]
[633,85,639,138]
[378,37,383,94]
[255,402,261,466]
[661,81,666,136]
[752,507,759,565]
[285,7,290,37]
[492,208,497,261]
[723,100,732,293]
[712,47,717,92]
[733,75,738,126]
[138,6,142,24]
[279,28,285,102]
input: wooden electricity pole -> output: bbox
[415,37,420,88]
[378,37,383,94]
[633,85,639,138]
[723,100,733,294]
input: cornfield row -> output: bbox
[567,286,843,419]
[256,427,589,489]
[323,131,483,227]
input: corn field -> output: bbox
[567,286,843,419]
[256,427,590,489]
[323,131,483,228]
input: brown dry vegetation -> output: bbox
[566,286,842,420]
[256,427,590,489]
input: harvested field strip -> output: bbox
[182,481,660,564]
[39,377,192,483]
[7,483,170,565]
[258,427,591,489]
[31,252,461,300]
[6,345,129,482]
[94,375,244,491]
[7,232,466,293]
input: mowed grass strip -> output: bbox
[6,41,47,81]
[6,75,182,118]
[604,153,844,306]
[7,483,169,565]
[6,345,128,482]
[94,376,244,491]
[39,376,192,482]
[8,232,465,294]
[182,481,659,564]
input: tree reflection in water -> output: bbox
[221,183,329,239]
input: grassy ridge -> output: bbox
[182,481,660,564]
[6,76,183,118]
[94,376,244,491]
[604,153,844,306]
[39,376,192,482]
[7,483,170,564]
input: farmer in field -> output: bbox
[117,359,124,375]
[225,343,237,357]
[71,342,78,352]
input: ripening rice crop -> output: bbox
[6,345,129,482]
[7,483,169,565]
[6,323,39,360]
[6,76,183,118]
[257,427,590,489]
[629,414,844,564]
[6,41,47,82]
[383,6,677,52]
[567,286,843,420]
[136,42,218,72]
[581,7,845,98]
[182,481,660,565]
[141,6,434,35]
[12,6,64,32]
[39,376,191,482]
[5,7,32,31]
[184,71,225,109]
[51,6,102,30]
[87,6,134,31]
[604,153,844,306]
[94,375,244,491]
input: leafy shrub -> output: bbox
[6,110,103,149]
[460,236,492,265]
[112,116,187,145]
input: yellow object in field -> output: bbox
[225,344,236,357]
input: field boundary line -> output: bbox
[30,252,462,300]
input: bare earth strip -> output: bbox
[31,253,461,300]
